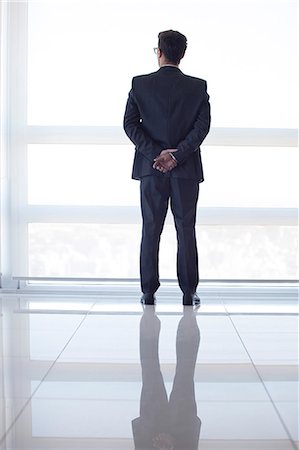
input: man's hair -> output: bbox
[158,30,187,65]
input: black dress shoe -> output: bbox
[140,293,156,305]
[183,292,200,306]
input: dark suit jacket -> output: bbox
[123,66,211,181]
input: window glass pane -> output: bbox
[27,144,139,206]
[197,225,298,280]
[27,0,298,127]
[200,146,299,208]
[28,224,141,278]
[28,223,298,280]
[27,145,299,208]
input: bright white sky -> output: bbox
[27,0,298,128]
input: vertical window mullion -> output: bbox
[9,1,29,278]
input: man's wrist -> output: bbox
[169,152,178,163]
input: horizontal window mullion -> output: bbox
[21,126,299,147]
[21,205,141,224]
[25,126,127,145]
[18,205,298,226]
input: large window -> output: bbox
[0,0,298,285]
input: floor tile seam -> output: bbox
[227,331,299,334]
[222,301,298,449]
[0,309,91,446]
[9,309,299,316]
[222,313,299,316]
[17,300,98,316]
[23,398,290,403]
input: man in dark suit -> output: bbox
[124,30,211,305]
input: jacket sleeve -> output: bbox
[174,81,211,165]
[123,80,162,162]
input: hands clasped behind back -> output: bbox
[153,148,178,173]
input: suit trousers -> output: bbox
[140,175,199,295]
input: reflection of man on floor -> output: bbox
[132,306,201,450]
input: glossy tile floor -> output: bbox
[0,285,298,450]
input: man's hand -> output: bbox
[153,149,178,173]
[153,153,177,173]
[153,432,175,450]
